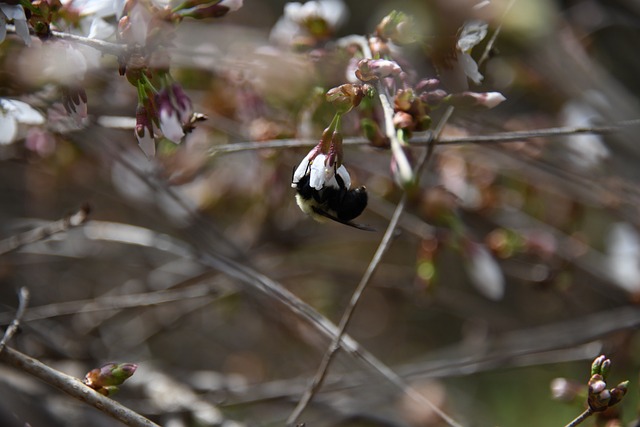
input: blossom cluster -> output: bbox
[0,0,242,157]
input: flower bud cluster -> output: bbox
[586,355,629,412]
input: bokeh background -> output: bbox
[2,0,640,426]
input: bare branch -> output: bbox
[0,287,30,354]
[477,0,518,67]
[0,282,228,324]
[6,24,126,56]
[0,205,91,256]
[0,346,160,427]
[208,120,640,154]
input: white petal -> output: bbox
[284,3,304,21]
[459,52,483,85]
[159,109,185,143]
[0,111,17,144]
[292,150,314,187]
[150,0,170,8]
[87,17,115,39]
[14,19,31,46]
[0,4,27,20]
[466,244,505,300]
[137,130,156,158]
[480,92,506,109]
[317,0,348,28]
[71,0,121,17]
[5,99,45,125]
[335,165,351,189]
[220,0,243,12]
[114,0,125,18]
[129,4,150,46]
[309,154,333,190]
[457,20,488,52]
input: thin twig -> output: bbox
[0,282,227,323]
[0,346,160,427]
[420,105,455,172]
[0,287,30,354]
[0,205,91,256]
[286,194,409,426]
[207,120,640,154]
[6,24,126,56]
[565,408,593,427]
[477,0,517,67]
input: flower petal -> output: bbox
[292,150,314,187]
[220,0,243,12]
[309,154,334,190]
[7,99,45,125]
[0,111,17,145]
[0,4,27,20]
[159,109,185,143]
[136,129,156,158]
[335,165,351,189]
[458,52,483,85]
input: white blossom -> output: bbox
[292,149,350,191]
[285,0,347,28]
[457,20,488,85]
[271,0,348,45]
[0,99,45,145]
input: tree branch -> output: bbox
[0,287,29,354]
[6,24,126,56]
[565,408,593,427]
[0,205,91,256]
[207,120,640,154]
[0,346,160,427]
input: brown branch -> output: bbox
[6,24,126,56]
[0,282,226,324]
[565,408,593,427]
[0,287,29,354]
[0,204,91,256]
[0,346,160,427]
[477,0,517,67]
[208,120,640,154]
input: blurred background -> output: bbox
[1,0,640,426]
